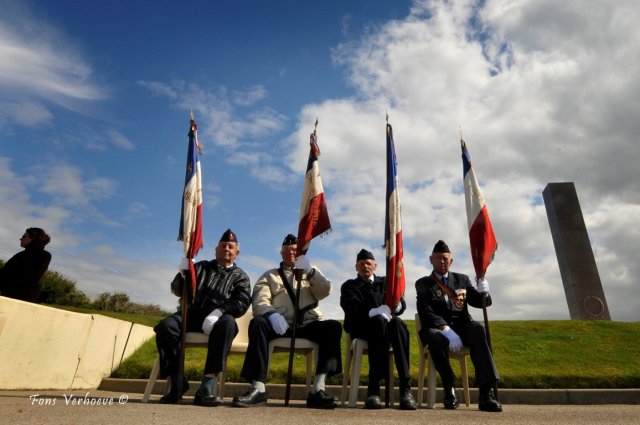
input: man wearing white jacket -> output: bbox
[233,234,342,409]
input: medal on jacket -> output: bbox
[431,273,465,309]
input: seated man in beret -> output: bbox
[415,240,501,412]
[233,234,342,409]
[154,228,252,406]
[340,248,416,410]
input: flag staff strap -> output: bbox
[284,269,303,406]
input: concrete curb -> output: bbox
[98,379,640,405]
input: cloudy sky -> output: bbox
[1,0,638,322]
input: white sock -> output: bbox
[312,373,326,393]
[251,380,266,393]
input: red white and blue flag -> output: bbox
[178,113,203,295]
[461,138,497,279]
[384,123,405,309]
[296,122,331,256]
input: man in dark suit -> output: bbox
[154,229,252,406]
[415,240,501,412]
[340,249,416,410]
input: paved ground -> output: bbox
[2,388,640,425]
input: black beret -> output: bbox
[282,234,297,246]
[220,228,238,243]
[432,240,451,253]
[356,248,375,262]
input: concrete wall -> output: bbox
[0,296,155,390]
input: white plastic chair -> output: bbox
[340,333,395,407]
[415,313,470,408]
[142,309,252,403]
[267,337,319,393]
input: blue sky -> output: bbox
[1,0,638,322]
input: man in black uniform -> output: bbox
[154,229,251,406]
[340,249,416,410]
[415,240,501,412]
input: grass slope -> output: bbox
[97,309,639,388]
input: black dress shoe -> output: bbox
[193,388,223,407]
[159,377,190,404]
[364,394,383,409]
[478,388,502,412]
[399,390,417,410]
[306,390,337,409]
[443,388,459,410]
[232,388,268,407]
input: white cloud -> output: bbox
[0,99,53,128]
[107,129,135,151]
[137,79,288,183]
[36,163,118,205]
[0,2,106,116]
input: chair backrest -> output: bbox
[231,309,252,351]
[414,313,425,352]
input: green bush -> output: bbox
[38,270,92,307]
[92,291,169,316]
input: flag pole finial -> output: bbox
[386,110,389,124]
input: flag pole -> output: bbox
[461,136,498,399]
[176,112,203,403]
[284,118,319,406]
[384,113,390,407]
[285,118,330,406]
[383,115,407,406]
[176,277,190,403]
[460,128,494,350]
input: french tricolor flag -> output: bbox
[384,123,405,309]
[461,138,497,279]
[178,113,203,295]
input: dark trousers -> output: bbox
[154,311,238,378]
[350,316,412,393]
[420,321,499,389]
[240,315,343,383]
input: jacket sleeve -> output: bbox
[463,273,493,308]
[307,267,331,301]
[170,272,184,297]
[252,271,276,317]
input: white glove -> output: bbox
[268,312,289,335]
[294,255,313,274]
[476,277,490,294]
[442,326,464,352]
[368,304,392,322]
[179,257,192,273]
[201,309,223,335]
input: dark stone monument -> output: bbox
[542,182,611,320]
